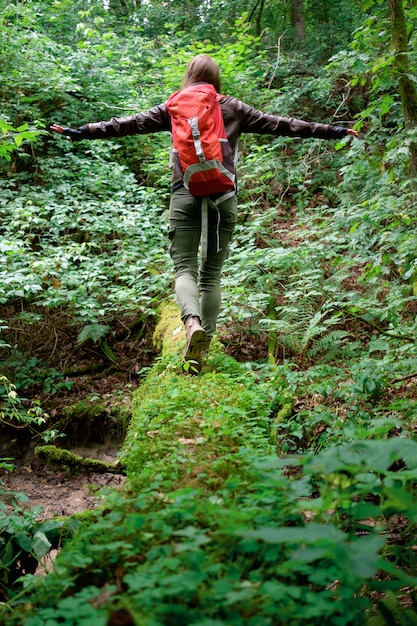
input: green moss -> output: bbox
[35,445,126,475]
[152,299,184,356]
[121,353,277,491]
[62,399,106,422]
[274,396,294,424]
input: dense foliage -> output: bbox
[1,0,417,624]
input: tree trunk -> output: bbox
[249,0,266,36]
[389,0,417,183]
[291,0,305,41]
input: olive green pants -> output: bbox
[169,187,238,337]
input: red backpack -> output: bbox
[166,83,236,198]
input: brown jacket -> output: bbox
[83,96,343,189]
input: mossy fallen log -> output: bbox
[120,300,281,491]
[35,445,126,475]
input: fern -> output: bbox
[307,330,350,358]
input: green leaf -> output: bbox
[305,439,417,475]
[16,530,32,552]
[77,324,110,344]
[32,531,52,559]
[240,523,344,544]
[345,534,385,578]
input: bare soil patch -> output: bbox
[2,455,125,517]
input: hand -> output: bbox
[50,124,86,141]
[346,128,359,138]
[50,124,72,140]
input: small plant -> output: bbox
[0,119,42,162]
[0,458,14,473]
[0,376,65,443]
[0,486,71,603]
[0,376,47,428]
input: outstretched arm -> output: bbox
[221,97,359,141]
[50,105,171,142]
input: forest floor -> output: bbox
[1,322,267,519]
[1,198,287,517]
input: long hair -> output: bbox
[182,54,221,93]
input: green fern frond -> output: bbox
[307,330,350,358]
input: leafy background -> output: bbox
[1,0,417,624]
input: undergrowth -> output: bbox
[2,344,417,626]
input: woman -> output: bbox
[50,54,358,373]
